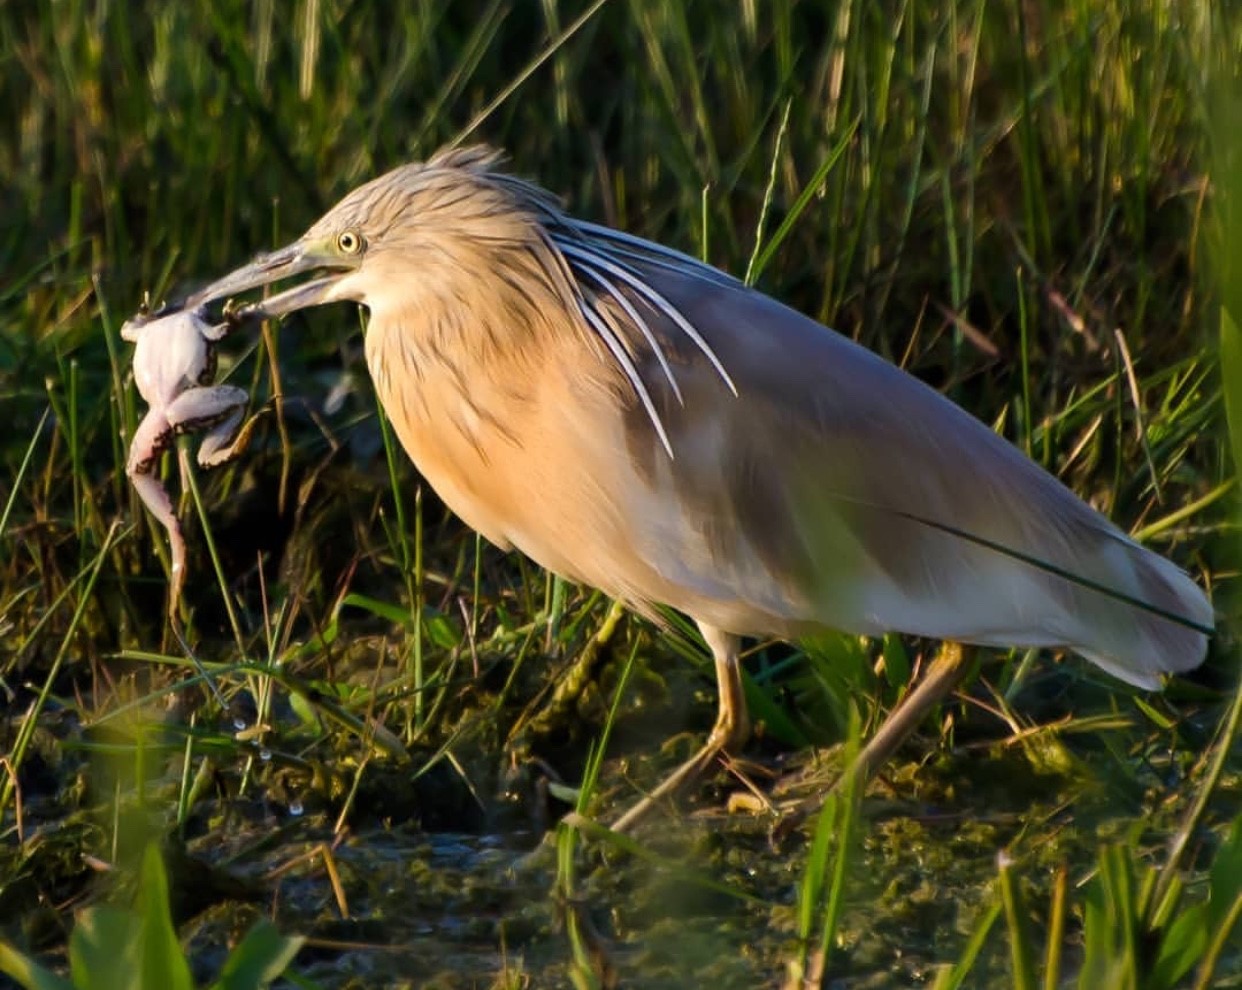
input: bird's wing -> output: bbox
[578,248,1210,687]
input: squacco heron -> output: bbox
[185,146,1213,830]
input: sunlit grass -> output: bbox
[0,844,303,990]
[0,0,1237,985]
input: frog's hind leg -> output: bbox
[127,415,189,611]
[165,385,255,468]
[133,469,189,611]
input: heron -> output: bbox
[183,145,1213,830]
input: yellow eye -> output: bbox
[337,230,364,254]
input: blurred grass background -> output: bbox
[1,0,1239,986]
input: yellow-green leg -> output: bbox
[611,624,749,833]
[782,641,971,821]
[850,641,969,780]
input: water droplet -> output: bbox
[289,800,304,817]
[259,748,272,762]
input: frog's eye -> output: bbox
[336,230,365,255]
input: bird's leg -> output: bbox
[610,624,749,833]
[779,641,971,824]
[850,640,970,780]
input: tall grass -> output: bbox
[0,0,1236,985]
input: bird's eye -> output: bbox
[337,230,364,254]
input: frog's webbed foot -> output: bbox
[201,403,266,469]
[211,297,263,340]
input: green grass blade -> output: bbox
[69,906,144,990]
[747,120,858,283]
[933,900,1003,990]
[998,850,1037,990]
[0,406,50,548]
[210,919,305,990]
[0,942,76,990]
[137,844,195,990]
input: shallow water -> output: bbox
[162,740,1175,988]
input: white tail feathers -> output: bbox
[1069,540,1213,689]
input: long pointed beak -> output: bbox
[185,241,353,318]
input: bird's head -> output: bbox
[188,145,563,322]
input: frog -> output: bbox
[122,303,256,613]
